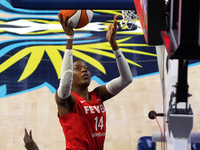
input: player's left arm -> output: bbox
[93,48,132,101]
[93,15,132,101]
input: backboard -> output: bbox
[134,0,164,45]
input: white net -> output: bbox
[120,10,140,30]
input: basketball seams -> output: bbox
[69,10,81,28]
[76,10,83,28]
[70,10,78,18]
[68,10,79,28]
[86,10,89,23]
[86,10,93,23]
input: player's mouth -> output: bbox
[82,74,89,78]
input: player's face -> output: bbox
[72,60,91,87]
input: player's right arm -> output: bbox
[55,13,75,117]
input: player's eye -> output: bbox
[75,66,81,71]
[84,66,90,71]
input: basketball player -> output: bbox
[55,14,132,150]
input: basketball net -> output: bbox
[120,10,140,30]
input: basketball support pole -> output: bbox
[153,0,200,149]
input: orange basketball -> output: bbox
[60,10,93,29]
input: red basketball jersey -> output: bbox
[58,91,106,150]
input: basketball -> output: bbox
[60,10,93,29]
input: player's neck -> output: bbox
[72,87,91,102]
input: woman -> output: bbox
[55,13,132,150]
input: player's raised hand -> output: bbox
[58,13,74,36]
[106,15,119,50]
[106,15,118,43]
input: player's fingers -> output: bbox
[108,23,112,31]
[64,15,69,27]
[114,14,118,20]
[114,16,118,30]
[29,130,33,140]
[58,13,61,22]
[113,20,116,30]
[68,20,73,27]
[24,128,28,136]
[23,128,28,141]
[114,23,118,34]
[58,13,64,25]
[58,13,66,30]
[111,25,115,34]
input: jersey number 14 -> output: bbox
[94,116,104,131]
